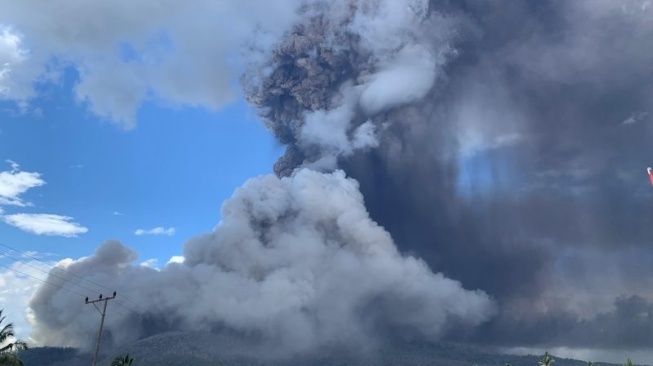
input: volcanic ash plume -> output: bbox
[29,169,495,354]
[242,0,458,175]
[29,0,653,356]
[243,0,653,352]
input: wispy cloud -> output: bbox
[2,214,88,237]
[0,160,45,207]
[622,111,648,125]
[134,227,175,236]
[19,250,57,259]
[0,161,88,237]
[139,258,159,268]
[112,211,124,216]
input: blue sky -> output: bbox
[0,68,282,265]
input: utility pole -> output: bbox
[85,291,116,366]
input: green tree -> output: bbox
[623,358,633,366]
[111,354,134,366]
[539,351,555,366]
[0,309,28,366]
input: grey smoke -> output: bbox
[243,0,653,351]
[29,169,495,354]
[27,0,653,356]
[241,0,458,174]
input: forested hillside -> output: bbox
[18,332,635,366]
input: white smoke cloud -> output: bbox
[0,0,311,127]
[300,87,359,156]
[0,260,52,342]
[283,1,458,170]
[345,0,430,54]
[299,85,381,170]
[358,44,442,115]
[28,169,495,355]
[298,43,446,169]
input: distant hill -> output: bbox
[17,332,638,366]
[17,347,89,366]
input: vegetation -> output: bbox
[111,354,134,366]
[539,352,556,366]
[11,337,653,366]
[15,347,79,366]
[0,309,28,366]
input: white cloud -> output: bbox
[0,25,28,97]
[166,255,184,265]
[0,161,88,238]
[139,258,159,268]
[112,211,124,216]
[134,226,175,236]
[2,214,88,237]
[0,160,45,207]
[0,0,309,128]
[18,251,57,260]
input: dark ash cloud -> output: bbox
[243,0,653,350]
[27,0,653,357]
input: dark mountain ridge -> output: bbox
[18,331,642,366]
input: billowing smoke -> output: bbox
[26,0,653,357]
[241,0,458,175]
[242,0,653,351]
[29,170,494,354]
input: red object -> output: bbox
[649,169,653,186]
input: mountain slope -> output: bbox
[19,333,636,366]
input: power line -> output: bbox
[0,250,104,294]
[0,242,109,291]
[0,241,153,314]
[0,250,137,316]
[0,262,88,299]
[0,241,154,317]
[0,262,131,318]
